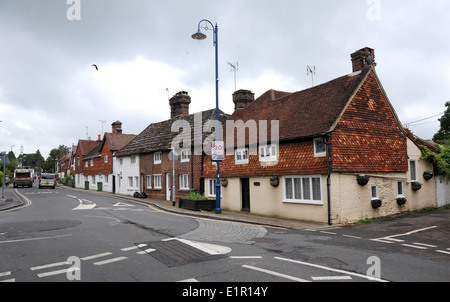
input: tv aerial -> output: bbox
[307,65,316,87]
[228,62,239,91]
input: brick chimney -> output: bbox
[351,47,376,72]
[169,91,191,118]
[233,89,255,112]
[111,120,122,134]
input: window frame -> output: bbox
[146,175,152,189]
[235,148,249,164]
[283,175,323,205]
[208,178,217,197]
[313,138,326,157]
[154,152,162,164]
[259,144,278,162]
[397,179,404,197]
[409,160,418,181]
[179,174,190,190]
[153,174,162,189]
[180,149,191,163]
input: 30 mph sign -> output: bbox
[212,141,225,161]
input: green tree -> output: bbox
[43,145,70,173]
[433,101,450,143]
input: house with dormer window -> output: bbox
[202,47,436,224]
[115,91,228,199]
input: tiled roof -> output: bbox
[103,133,137,152]
[116,109,229,156]
[230,67,371,142]
[76,140,98,156]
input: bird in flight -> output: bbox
[91,64,98,71]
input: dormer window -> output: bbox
[314,138,326,157]
[154,152,162,164]
[259,144,277,161]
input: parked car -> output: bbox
[39,173,56,189]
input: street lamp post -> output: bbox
[192,19,222,214]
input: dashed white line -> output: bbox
[412,242,438,248]
[30,261,68,271]
[81,252,113,261]
[94,256,128,266]
[230,256,263,259]
[311,276,352,281]
[121,244,148,252]
[436,250,450,255]
[242,265,310,282]
[401,244,428,250]
[275,257,388,282]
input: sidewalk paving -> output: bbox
[68,186,328,230]
[2,184,329,230]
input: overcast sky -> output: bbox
[0,0,449,159]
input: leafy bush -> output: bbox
[186,189,208,200]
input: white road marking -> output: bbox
[401,244,428,250]
[275,257,388,282]
[436,250,450,255]
[412,242,437,248]
[0,234,72,244]
[242,265,310,282]
[114,202,134,207]
[31,261,68,271]
[81,252,113,261]
[37,268,79,278]
[136,248,156,255]
[121,244,148,251]
[0,271,11,277]
[94,256,128,266]
[230,256,263,259]
[312,276,352,281]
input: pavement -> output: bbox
[0,186,24,212]
[1,184,329,230]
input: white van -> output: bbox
[39,173,56,189]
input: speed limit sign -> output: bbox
[211,141,225,161]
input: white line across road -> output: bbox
[274,257,388,282]
[94,256,128,266]
[242,265,311,282]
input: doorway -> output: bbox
[241,178,250,212]
[166,173,171,201]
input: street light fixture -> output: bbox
[192,19,222,214]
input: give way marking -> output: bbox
[68,195,96,210]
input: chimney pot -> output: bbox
[111,120,123,134]
[169,91,191,118]
[233,89,255,112]
[351,47,376,72]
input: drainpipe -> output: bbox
[325,132,333,226]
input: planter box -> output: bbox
[179,198,215,212]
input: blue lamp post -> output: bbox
[192,19,221,214]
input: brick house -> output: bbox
[81,121,137,192]
[202,47,435,224]
[73,139,99,189]
[114,91,228,199]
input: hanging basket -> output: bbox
[371,199,382,209]
[411,181,422,191]
[270,176,279,187]
[423,171,433,181]
[397,197,407,206]
[357,174,369,186]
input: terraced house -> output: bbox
[78,121,136,192]
[202,47,436,224]
[114,91,228,200]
